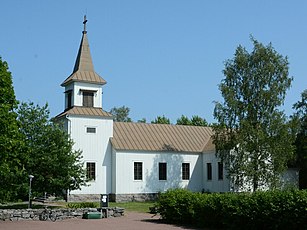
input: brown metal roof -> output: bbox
[62,71,106,86]
[112,122,215,153]
[55,106,112,118]
[61,30,106,86]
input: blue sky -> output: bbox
[1,1,306,123]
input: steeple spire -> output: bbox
[83,15,88,34]
[61,16,106,86]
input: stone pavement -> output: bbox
[0,211,202,230]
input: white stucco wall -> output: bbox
[112,150,204,194]
[202,151,230,192]
[67,115,113,195]
[281,168,299,189]
[64,82,103,108]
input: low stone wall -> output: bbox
[0,207,124,221]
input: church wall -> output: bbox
[68,82,103,108]
[67,115,113,195]
[112,150,204,196]
[202,151,230,192]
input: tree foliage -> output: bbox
[191,115,208,126]
[176,115,208,126]
[151,115,171,124]
[110,106,132,122]
[137,118,146,123]
[213,38,296,191]
[293,89,307,189]
[17,102,86,197]
[176,115,192,125]
[0,57,25,202]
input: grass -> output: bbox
[0,201,155,213]
[109,201,155,213]
[64,201,155,213]
[0,203,62,209]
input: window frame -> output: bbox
[67,91,72,108]
[82,91,94,107]
[86,162,96,181]
[86,127,96,134]
[134,162,143,181]
[218,162,223,180]
[65,90,73,109]
[159,162,167,181]
[207,163,212,181]
[182,163,190,180]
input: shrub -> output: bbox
[157,189,199,224]
[66,202,98,208]
[156,189,307,229]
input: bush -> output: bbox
[66,202,99,208]
[157,189,199,224]
[156,189,307,229]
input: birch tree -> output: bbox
[213,38,296,191]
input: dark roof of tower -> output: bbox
[61,16,106,86]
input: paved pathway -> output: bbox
[0,212,201,230]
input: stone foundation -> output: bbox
[0,207,124,221]
[68,194,101,202]
[68,193,159,203]
[109,193,159,202]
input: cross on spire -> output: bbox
[83,15,88,34]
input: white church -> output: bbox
[56,18,297,202]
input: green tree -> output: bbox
[17,102,86,197]
[176,115,208,126]
[176,115,192,125]
[151,115,171,124]
[213,38,296,191]
[110,106,132,122]
[293,89,307,189]
[137,118,147,123]
[0,57,25,202]
[191,115,208,126]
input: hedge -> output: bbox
[156,189,307,229]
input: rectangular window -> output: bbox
[182,163,190,180]
[83,91,94,107]
[86,127,96,133]
[159,162,167,180]
[86,162,96,180]
[218,162,223,180]
[134,162,143,180]
[207,163,212,180]
[67,91,72,108]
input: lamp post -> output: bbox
[68,176,76,202]
[28,175,34,209]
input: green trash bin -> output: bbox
[83,212,102,219]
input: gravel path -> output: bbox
[0,212,201,230]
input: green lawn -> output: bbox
[109,201,155,213]
[0,203,61,209]
[0,201,155,213]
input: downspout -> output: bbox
[66,115,72,135]
[65,114,72,200]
